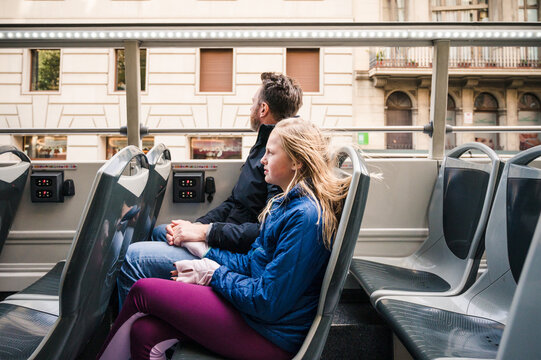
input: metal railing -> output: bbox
[370,46,541,69]
[2,125,541,136]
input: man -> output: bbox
[117,72,303,305]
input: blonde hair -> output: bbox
[259,118,351,249]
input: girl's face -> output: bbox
[261,132,299,190]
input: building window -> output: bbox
[115,49,147,91]
[474,92,499,150]
[190,137,242,160]
[446,95,457,150]
[106,136,154,159]
[286,49,320,93]
[30,49,60,91]
[23,136,67,160]
[199,49,233,92]
[518,93,541,150]
[385,91,413,150]
[518,0,539,22]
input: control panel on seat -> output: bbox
[30,171,75,203]
[173,171,205,203]
[31,171,64,202]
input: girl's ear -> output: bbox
[291,161,303,171]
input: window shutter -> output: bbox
[200,49,233,92]
[286,48,319,92]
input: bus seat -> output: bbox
[0,145,31,255]
[6,145,170,300]
[496,217,541,360]
[0,146,149,360]
[172,145,371,360]
[351,143,501,304]
[374,145,541,360]
[131,143,171,242]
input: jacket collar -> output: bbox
[256,123,275,145]
[273,183,305,206]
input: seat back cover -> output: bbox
[30,145,149,360]
[467,145,541,321]
[415,143,500,288]
[294,146,371,360]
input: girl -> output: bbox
[97,118,351,360]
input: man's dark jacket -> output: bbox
[196,124,281,253]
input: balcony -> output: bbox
[366,46,541,79]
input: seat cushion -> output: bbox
[172,341,225,360]
[376,299,502,360]
[350,259,451,295]
[0,303,57,359]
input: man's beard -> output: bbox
[250,112,261,131]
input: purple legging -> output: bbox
[97,278,292,360]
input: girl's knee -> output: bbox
[130,278,155,296]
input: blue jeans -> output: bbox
[117,224,197,307]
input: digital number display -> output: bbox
[35,178,52,186]
[180,179,195,187]
[36,190,52,198]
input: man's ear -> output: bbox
[260,102,269,117]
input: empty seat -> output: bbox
[7,145,169,299]
[172,145,371,360]
[495,217,541,360]
[351,143,501,304]
[374,145,541,360]
[0,146,149,359]
[0,145,31,255]
[131,143,171,242]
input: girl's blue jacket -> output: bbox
[206,185,331,354]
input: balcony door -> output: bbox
[518,93,541,150]
[386,91,413,150]
[474,92,499,150]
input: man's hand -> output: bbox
[165,220,210,247]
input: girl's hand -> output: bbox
[170,258,220,286]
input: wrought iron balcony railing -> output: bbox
[370,46,541,69]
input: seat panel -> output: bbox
[377,299,502,360]
[506,177,541,283]
[0,303,57,360]
[443,167,489,259]
[350,259,451,295]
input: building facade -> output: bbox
[1,0,540,160]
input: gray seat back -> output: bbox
[294,146,370,359]
[463,145,541,322]
[132,143,171,242]
[0,145,31,254]
[414,142,500,289]
[29,146,149,360]
[497,217,541,360]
